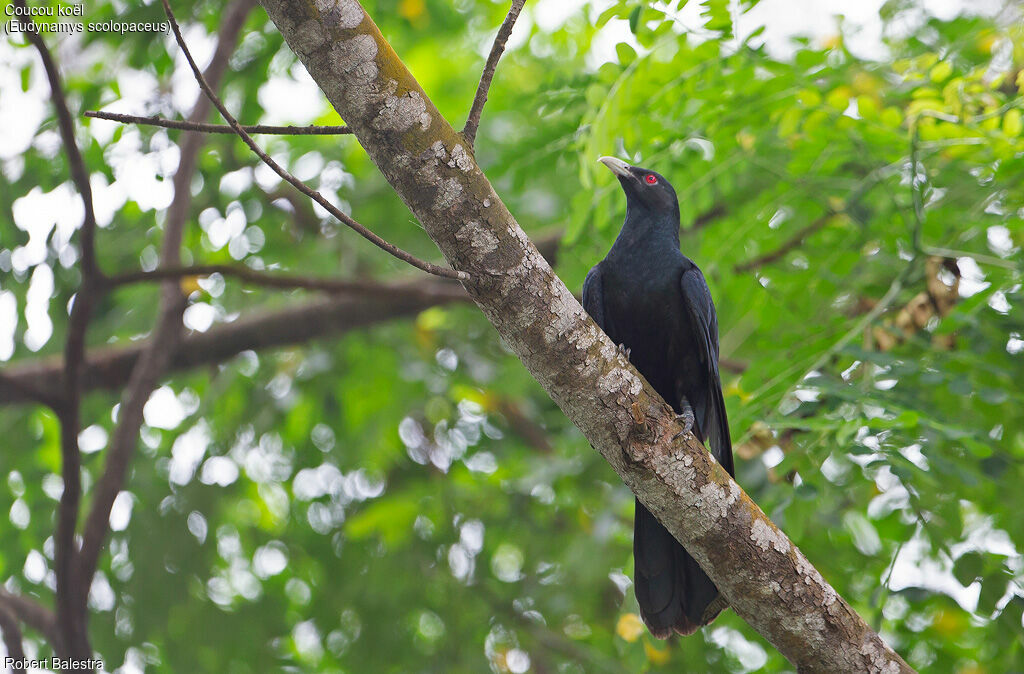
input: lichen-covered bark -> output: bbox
[257,1,914,671]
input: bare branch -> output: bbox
[719,356,747,375]
[0,372,60,409]
[0,606,26,673]
[496,399,553,453]
[0,281,469,406]
[107,263,446,294]
[77,0,259,617]
[734,211,834,273]
[85,110,351,135]
[12,0,99,276]
[263,187,322,235]
[11,0,106,656]
[51,399,89,658]
[160,0,467,282]
[463,0,526,148]
[690,202,727,231]
[0,590,60,652]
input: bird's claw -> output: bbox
[617,343,631,359]
[672,410,695,442]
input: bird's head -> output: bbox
[598,156,679,218]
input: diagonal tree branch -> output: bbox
[263,186,322,234]
[160,0,466,282]
[0,606,26,673]
[85,110,351,135]
[75,0,259,639]
[256,2,913,670]
[0,590,60,652]
[12,2,99,277]
[734,211,835,273]
[463,0,526,148]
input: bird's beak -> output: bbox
[598,156,632,177]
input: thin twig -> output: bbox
[106,263,455,294]
[690,202,727,231]
[873,539,906,631]
[463,0,526,148]
[85,110,351,135]
[920,245,1017,269]
[734,212,835,273]
[159,0,467,282]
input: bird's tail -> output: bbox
[633,499,727,637]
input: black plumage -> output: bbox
[583,156,735,638]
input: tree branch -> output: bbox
[734,211,834,273]
[263,187,322,235]
[160,0,466,282]
[76,0,259,632]
[12,1,99,277]
[463,0,526,148]
[0,372,60,409]
[0,590,60,651]
[496,399,553,453]
[0,233,563,408]
[12,0,104,656]
[107,264,419,294]
[256,3,913,670]
[0,297,756,409]
[0,282,468,405]
[0,606,26,673]
[85,110,351,135]
[690,202,727,231]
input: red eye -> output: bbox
[645,174,658,184]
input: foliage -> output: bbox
[1,0,1023,671]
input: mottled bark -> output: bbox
[256,2,914,671]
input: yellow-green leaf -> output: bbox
[1004,108,1022,137]
[929,61,953,83]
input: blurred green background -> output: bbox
[1,0,1023,671]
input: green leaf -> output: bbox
[700,0,732,36]
[952,551,984,586]
[628,6,642,35]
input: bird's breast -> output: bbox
[599,263,702,408]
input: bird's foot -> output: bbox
[617,343,631,359]
[672,400,695,442]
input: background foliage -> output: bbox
[1,0,1023,671]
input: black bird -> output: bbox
[583,156,734,638]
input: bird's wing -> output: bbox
[582,263,606,329]
[679,267,734,476]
